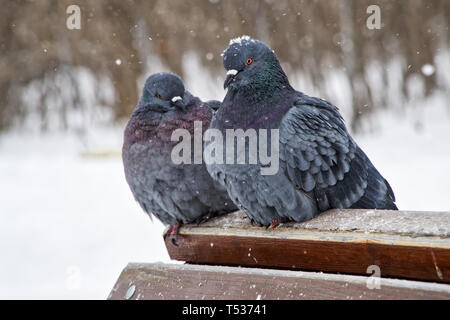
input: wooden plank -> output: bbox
[108,263,450,300]
[165,210,450,283]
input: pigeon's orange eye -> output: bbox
[246,57,254,66]
[155,93,162,99]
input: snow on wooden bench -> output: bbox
[109,209,450,299]
[167,209,450,283]
[108,263,450,300]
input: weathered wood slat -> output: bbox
[108,263,450,300]
[165,210,450,283]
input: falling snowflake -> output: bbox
[421,64,435,76]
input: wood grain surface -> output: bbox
[108,263,450,300]
[165,210,450,283]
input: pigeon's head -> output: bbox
[222,36,288,90]
[139,72,187,112]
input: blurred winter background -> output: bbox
[0,0,449,299]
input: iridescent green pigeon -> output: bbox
[206,36,397,227]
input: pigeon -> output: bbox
[122,72,237,243]
[206,36,397,227]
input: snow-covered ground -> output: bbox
[0,88,449,299]
[356,94,450,212]
[0,127,170,299]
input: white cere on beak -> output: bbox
[171,96,182,103]
[226,69,238,76]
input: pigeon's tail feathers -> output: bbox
[351,149,398,210]
[288,190,320,222]
[272,175,319,222]
[256,173,318,224]
[383,178,398,210]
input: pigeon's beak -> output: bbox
[171,96,185,110]
[224,69,239,89]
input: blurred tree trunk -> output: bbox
[111,67,139,119]
[339,0,373,132]
[1,0,449,131]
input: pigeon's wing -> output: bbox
[279,94,369,211]
[124,107,236,226]
[125,144,209,225]
[124,142,182,225]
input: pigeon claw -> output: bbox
[163,223,180,246]
[267,220,281,229]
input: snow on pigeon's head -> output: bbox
[222,36,282,90]
[228,35,254,46]
[139,72,187,111]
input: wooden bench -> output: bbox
[109,209,450,300]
